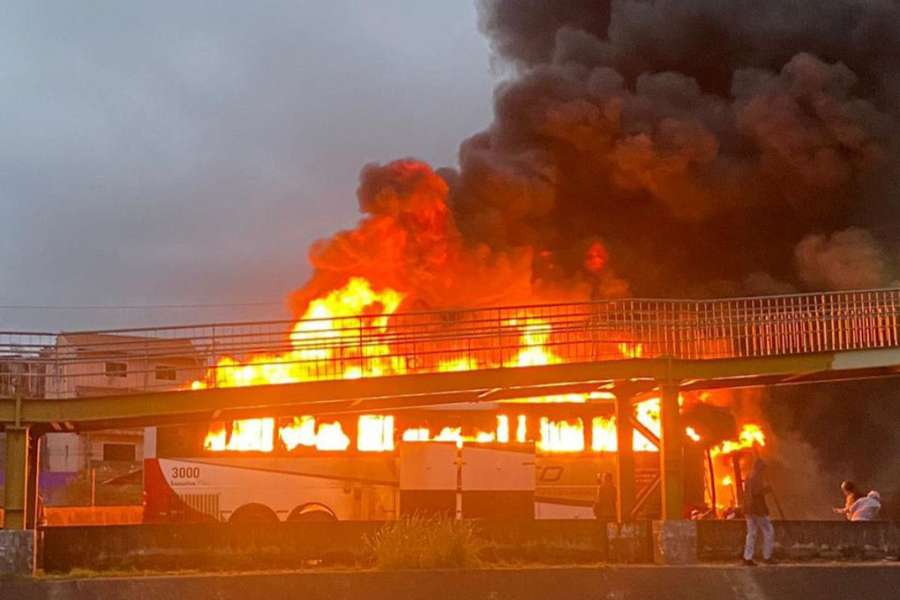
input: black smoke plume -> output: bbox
[295,1,900,514]
[453,0,900,298]
[464,0,900,515]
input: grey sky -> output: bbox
[0,1,495,331]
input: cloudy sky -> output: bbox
[0,1,495,331]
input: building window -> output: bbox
[105,362,127,378]
[155,365,177,381]
[102,443,136,462]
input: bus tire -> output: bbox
[228,503,280,524]
[287,503,337,522]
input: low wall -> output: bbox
[33,519,900,573]
[697,520,900,561]
[0,530,34,576]
[1,506,144,528]
[40,519,614,573]
[3,565,900,600]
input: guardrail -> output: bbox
[2,288,899,398]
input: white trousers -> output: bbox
[743,514,774,560]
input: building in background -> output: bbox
[42,333,203,475]
[0,353,47,399]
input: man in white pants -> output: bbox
[743,458,775,566]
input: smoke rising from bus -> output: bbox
[276,1,900,514]
[293,0,899,315]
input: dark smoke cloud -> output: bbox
[288,2,900,512]
[318,1,900,513]
[464,0,900,515]
[300,1,899,305]
[449,0,900,298]
[795,227,895,290]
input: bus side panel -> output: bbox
[146,457,397,522]
[534,454,612,519]
[461,445,535,519]
[143,458,212,523]
[398,443,456,517]
[533,451,707,520]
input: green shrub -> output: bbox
[365,515,483,570]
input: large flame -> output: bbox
[708,423,768,512]
[204,418,274,452]
[196,276,766,458]
[192,277,406,390]
[710,424,766,457]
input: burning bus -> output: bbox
[143,403,707,523]
[143,399,762,523]
[143,277,765,523]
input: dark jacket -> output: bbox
[593,484,617,519]
[743,470,770,517]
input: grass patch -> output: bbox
[365,515,483,570]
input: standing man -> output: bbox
[742,458,775,566]
[593,472,617,520]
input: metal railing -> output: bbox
[2,288,899,399]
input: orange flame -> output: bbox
[617,342,643,359]
[358,415,395,452]
[197,276,767,458]
[537,417,584,452]
[711,424,766,456]
[506,317,560,367]
[204,418,274,452]
[197,277,406,390]
[399,417,506,448]
[591,416,618,452]
[685,426,701,442]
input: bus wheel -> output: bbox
[287,504,337,522]
[229,503,280,524]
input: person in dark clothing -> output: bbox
[593,472,617,520]
[742,458,775,566]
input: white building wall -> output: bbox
[44,433,86,473]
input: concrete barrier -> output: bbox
[2,565,899,600]
[30,519,900,574]
[40,519,613,573]
[654,520,698,564]
[697,520,900,561]
[0,530,34,576]
[607,521,653,563]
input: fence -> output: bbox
[2,288,899,398]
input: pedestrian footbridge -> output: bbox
[2,288,899,430]
[1,288,900,527]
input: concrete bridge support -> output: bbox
[653,381,694,564]
[3,425,31,530]
[613,391,635,522]
[1,425,37,576]
[659,382,683,521]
